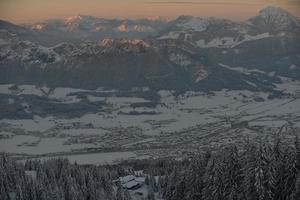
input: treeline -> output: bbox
[1,136,300,200]
[157,137,300,200]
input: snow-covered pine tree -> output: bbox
[164,166,179,200]
[116,181,124,200]
[223,145,243,200]
[184,155,207,200]
[268,136,284,199]
[290,135,300,200]
[254,142,271,200]
[202,157,216,200]
[241,139,258,200]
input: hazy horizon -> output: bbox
[0,0,299,24]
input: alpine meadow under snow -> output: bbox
[0,5,300,200]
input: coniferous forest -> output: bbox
[1,136,300,200]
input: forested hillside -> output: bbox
[1,136,299,200]
[158,137,300,200]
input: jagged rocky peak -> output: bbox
[146,16,171,22]
[64,15,91,32]
[97,37,151,53]
[99,37,115,47]
[259,6,293,17]
[64,15,83,24]
[248,6,299,31]
[99,38,150,48]
[64,14,99,24]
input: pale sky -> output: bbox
[0,0,299,23]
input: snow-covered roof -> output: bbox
[135,177,145,183]
[119,175,136,184]
[122,180,141,189]
[116,175,145,189]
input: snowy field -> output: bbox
[0,79,299,164]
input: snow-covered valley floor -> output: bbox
[0,79,299,164]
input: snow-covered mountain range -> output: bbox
[19,16,168,46]
[0,6,299,91]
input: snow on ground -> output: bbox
[177,17,209,32]
[1,88,297,135]
[0,84,86,103]
[275,78,300,95]
[196,33,271,48]
[219,63,266,75]
[0,83,299,164]
[59,128,108,137]
[197,37,235,48]
[1,116,55,132]
[123,138,156,147]
[0,84,45,96]
[158,31,181,39]
[0,135,39,153]
[48,87,87,103]
[0,136,96,155]
[87,95,106,102]
[107,97,149,106]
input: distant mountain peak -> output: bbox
[258,6,297,21]
[0,19,29,34]
[64,15,84,23]
[248,6,299,31]
[146,16,172,22]
[64,14,99,32]
[64,14,100,22]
